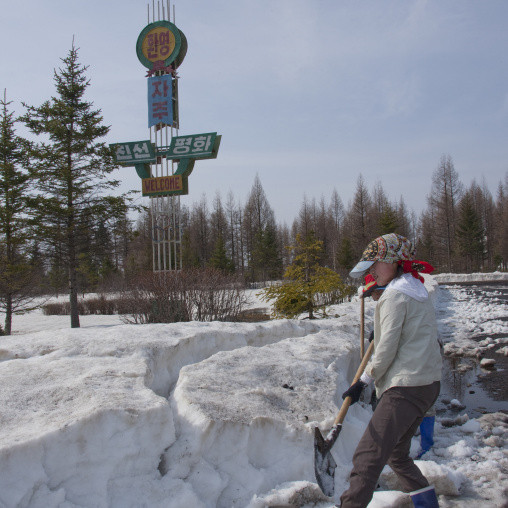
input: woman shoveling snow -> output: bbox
[338,233,442,508]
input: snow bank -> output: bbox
[434,271,508,284]
[0,320,320,508]
[164,319,368,507]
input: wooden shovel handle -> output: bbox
[333,340,375,427]
[360,297,365,359]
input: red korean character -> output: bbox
[152,101,169,120]
[159,30,171,57]
[147,33,159,59]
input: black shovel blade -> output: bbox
[314,424,342,497]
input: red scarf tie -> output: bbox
[398,260,434,282]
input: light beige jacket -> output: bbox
[364,274,442,397]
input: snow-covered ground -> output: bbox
[0,275,507,508]
[434,271,508,284]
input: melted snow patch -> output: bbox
[246,480,330,507]
[380,461,463,496]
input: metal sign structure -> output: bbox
[110,1,221,271]
[143,4,184,271]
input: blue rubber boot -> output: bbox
[417,416,435,458]
[409,485,439,507]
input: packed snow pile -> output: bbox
[0,275,507,507]
[434,271,508,284]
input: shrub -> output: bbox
[258,233,356,319]
[40,272,252,325]
[85,295,116,315]
[42,295,118,316]
[43,302,71,315]
[119,268,251,324]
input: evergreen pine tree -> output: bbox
[0,92,40,334]
[76,251,99,295]
[416,210,435,267]
[259,232,351,319]
[181,229,201,269]
[378,205,399,235]
[252,226,282,282]
[336,237,355,271]
[456,192,484,272]
[21,43,132,327]
[209,236,235,273]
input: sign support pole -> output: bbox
[147,1,182,271]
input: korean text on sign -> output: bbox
[148,74,173,128]
[113,141,154,164]
[172,134,215,156]
[146,29,174,61]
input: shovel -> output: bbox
[314,340,375,497]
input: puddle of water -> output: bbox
[436,283,508,419]
[438,354,508,419]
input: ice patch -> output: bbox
[497,346,508,356]
[480,358,496,368]
[460,419,482,433]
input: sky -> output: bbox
[1,0,508,225]
[1,276,508,507]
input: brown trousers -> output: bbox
[339,381,440,508]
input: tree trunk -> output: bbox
[68,222,80,328]
[5,294,12,335]
[69,265,80,328]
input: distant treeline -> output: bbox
[6,156,505,300]
[141,154,507,284]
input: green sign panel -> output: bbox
[109,133,221,196]
[164,132,219,160]
[110,140,155,179]
[111,141,156,164]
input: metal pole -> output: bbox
[146,0,182,272]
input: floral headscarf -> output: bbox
[350,233,434,282]
[360,233,416,264]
